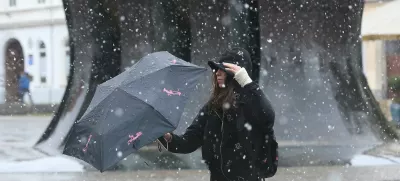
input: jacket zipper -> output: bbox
[214,110,230,180]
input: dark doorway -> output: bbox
[4,39,25,103]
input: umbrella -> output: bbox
[62,51,207,172]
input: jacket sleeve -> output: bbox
[242,82,275,132]
[157,106,207,154]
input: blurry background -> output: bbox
[0,0,400,178]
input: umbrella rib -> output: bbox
[100,134,104,172]
[82,64,179,121]
[95,64,203,111]
[114,87,175,128]
[119,64,201,86]
[99,88,175,172]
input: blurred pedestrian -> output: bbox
[18,71,34,105]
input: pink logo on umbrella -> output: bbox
[163,88,181,96]
[171,60,177,64]
[128,132,143,145]
[82,134,92,152]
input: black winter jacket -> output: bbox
[158,82,275,181]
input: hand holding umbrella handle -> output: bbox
[164,133,172,143]
[156,133,172,152]
[165,133,172,151]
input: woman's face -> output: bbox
[215,69,227,88]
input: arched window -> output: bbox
[9,0,16,7]
[39,41,47,83]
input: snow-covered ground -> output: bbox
[2,115,400,174]
[0,156,84,173]
[351,154,400,166]
[0,116,84,173]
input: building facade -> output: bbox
[0,0,69,104]
[362,0,400,100]
[1,0,391,105]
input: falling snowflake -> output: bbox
[244,122,252,131]
[223,102,231,109]
[115,107,124,117]
[279,116,288,125]
[117,151,123,157]
[261,69,268,76]
[284,129,289,134]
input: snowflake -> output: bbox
[244,122,252,131]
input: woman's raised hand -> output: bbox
[223,62,242,74]
[223,62,252,87]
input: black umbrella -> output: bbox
[62,51,207,172]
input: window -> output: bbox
[38,41,47,83]
[9,0,16,7]
[38,0,45,4]
[64,38,70,80]
[385,40,400,55]
[28,38,33,50]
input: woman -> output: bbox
[158,48,275,181]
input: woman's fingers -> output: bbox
[222,62,235,68]
[223,62,241,74]
[225,68,234,73]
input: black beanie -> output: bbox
[208,47,252,77]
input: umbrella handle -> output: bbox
[156,139,168,151]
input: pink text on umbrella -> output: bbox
[163,88,181,96]
[128,131,143,145]
[82,134,92,152]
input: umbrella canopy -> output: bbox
[362,0,400,41]
[62,51,207,172]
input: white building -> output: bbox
[0,0,69,104]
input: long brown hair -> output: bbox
[208,72,240,110]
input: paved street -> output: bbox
[2,116,400,181]
[2,165,400,181]
[0,116,51,162]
